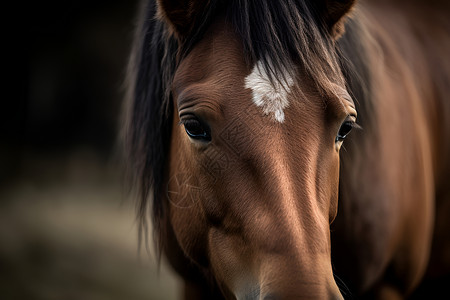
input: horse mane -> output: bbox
[337,15,373,133]
[124,0,177,250]
[125,0,371,251]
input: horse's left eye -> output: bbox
[336,121,355,142]
[182,118,211,142]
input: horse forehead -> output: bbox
[174,22,248,89]
[244,61,295,123]
[175,21,340,123]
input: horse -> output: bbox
[124,0,450,299]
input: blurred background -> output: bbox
[1,1,180,299]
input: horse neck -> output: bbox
[349,1,450,188]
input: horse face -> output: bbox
[165,20,356,299]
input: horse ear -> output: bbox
[318,0,357,38]
[156,0,209,39]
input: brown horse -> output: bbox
[125,0,450,299]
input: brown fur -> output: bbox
[333,2,450,298]
[126,0,450,298]
[165,19,349,298]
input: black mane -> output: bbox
[124,0,177,247]
[125,0,371,249]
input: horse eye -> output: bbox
[336,121,355,142]
[182,118,211,142]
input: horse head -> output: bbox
[134,0,358,298]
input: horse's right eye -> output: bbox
[335,115,360,144]
[182,118,211,142]
[336,121,354,142]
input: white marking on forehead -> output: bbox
[244,60,295,123]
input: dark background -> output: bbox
[1,1,179,299]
